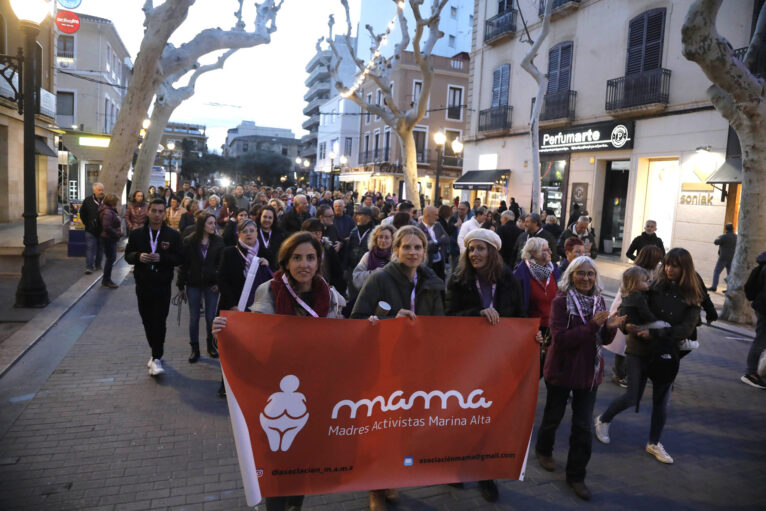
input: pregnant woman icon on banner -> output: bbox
[260,375,309,452]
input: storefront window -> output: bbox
[540,159,568,223]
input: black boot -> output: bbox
[207,335,219,358]
[188,343,200,363]
[217,380,226,398]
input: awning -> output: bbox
[452,169,510,190]
[340,172,373,182]
[707,158,742,184]
[34,136,57,158]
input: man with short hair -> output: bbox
[317,204,339,243]
[558,215,597,259]
[79,182,106,274]
[709,223,737,292]
[362,194,374,208]
[419,206,450,279]
[497,210,523,268]
[233,185,250,211]
[472,197,482,216]
[181,181,195,199]
[345,207,375,298]
[512,213,559,267]
[626,220,665,261]
[382,201,416,226]
[125,199,184,377]
[280,193,310,234]
[333,199,354,242]
[559,237,586,274]
[457,206,488,254]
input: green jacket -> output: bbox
[351,261,444,318]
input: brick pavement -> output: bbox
[0,261,764,511]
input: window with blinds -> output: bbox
[547,42,573,94]
[491,64,510,107]
[626,8,666,75]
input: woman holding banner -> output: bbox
[213,231,345,511]
[350,225,443,511]
[445,228,527,502]
[534,256,623,501]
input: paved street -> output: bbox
[0,258,764,511]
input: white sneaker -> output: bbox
[147,356,153,369]
[594,415,610,444]
[148,358,165,376]
[646,442,673,464]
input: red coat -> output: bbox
[543,292,617,389]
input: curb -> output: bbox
[0,254,125,379]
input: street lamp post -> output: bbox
[12,0,50,308]
[328,151,336,192]
[433,131,463,207]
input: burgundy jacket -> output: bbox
[543,292,617,389]
[98,204,123,241]
[125,201,147,231]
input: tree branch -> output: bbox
[521,0,551,86]
[408,0,448,125]
[681,0,763,104]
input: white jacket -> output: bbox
[457,217,482,254]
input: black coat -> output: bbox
[497,222,523,267]
[714,232,737,262]
[257,227,286,271]
[222,218,238,247]
[125,223,184,288]
[446,266,524,318]
[626,232,665,261]
[176,234,224,290]
[217,245,247,312]
[279,208,309,235]
[345,223,373,271]
[512,228,560,267]
[79,195,102,235]
[178,212,195,233]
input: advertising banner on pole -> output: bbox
[218,312,540,505]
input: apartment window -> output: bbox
[626,8,666,75]
[375,89,382,120]
[56,91,74,120]
[547,42,573,94]
[318,142,326,160]
[413,129,427,161]
[344,137,353,156]
[0,15,5,54]
[498,0,512,14]
[444,129,461,156]
[57,35,74,58]
[366,93,372,123]
[104,98,109,131]
[363,133,370,159]
[383,129,391,161]
[282,148,288,156]
[373,131,380,158]
[451,6,458,18]
[449,35,456,48]
[242,142,249,153]
[106,43,111,72]
[491,64,510,107]
[412,80,428,117]
[447,86,463,120]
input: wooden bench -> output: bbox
[0,239,56,277]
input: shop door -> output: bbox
[540,158,569,225]
[644,159,679,248]
[599,161,630,253]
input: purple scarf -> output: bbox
[366,246,391,270]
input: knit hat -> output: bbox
[463,228,502,251]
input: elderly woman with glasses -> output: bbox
[534,256,624,501]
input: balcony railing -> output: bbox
[478,105,513,132]
[539,0,581,16]
[605,68,671,111]
[531,90,577,122]
[734,46,766,76]
[57,49,74,59]
[484,10,517,43]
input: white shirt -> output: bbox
[457,217,481,254]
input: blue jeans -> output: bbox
[746,311,766,375]
[85,231,103,269]
[711,257,731,289]
[601,354,673,444]
[102,238,117,282]
[186,286,219,345]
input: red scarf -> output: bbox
[270,270,331,317]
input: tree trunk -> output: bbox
[131,101,175,196]
[721,123,766,324]
[397,129,421,210]
[529,79,546,214]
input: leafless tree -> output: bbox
[326,0,449,210]
[682,0,766,324]
[99,0,282,197]
[518,0,552,214]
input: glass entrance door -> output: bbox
[599,160,630,253]
[540,158,569,225]
[644,159,679,249]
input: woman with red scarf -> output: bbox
[352,224,396,292]
[212,231,345,511]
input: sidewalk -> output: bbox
[0,260,764,510]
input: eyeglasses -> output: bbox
[323,214,334,219]
[574,271,596,278]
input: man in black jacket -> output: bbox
[709,223,737,292]
[497,210,523,268]
[79,182,105,274]
[742,250,766,389]
[125,199,184,377]
[279,194,309,235]
[511,213,559,268]
[626,220,665,261]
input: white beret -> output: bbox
[463,228,502,251]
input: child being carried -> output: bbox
[618,266,671,331]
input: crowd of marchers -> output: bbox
[75,179,766,510]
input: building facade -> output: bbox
[56,13,132,201]
[223,121,299,160]
[313,95,361,189]
[463,0,759,281]
[342,51,470,203]
[0,2,58,223]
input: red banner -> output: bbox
[218,313,540,505]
